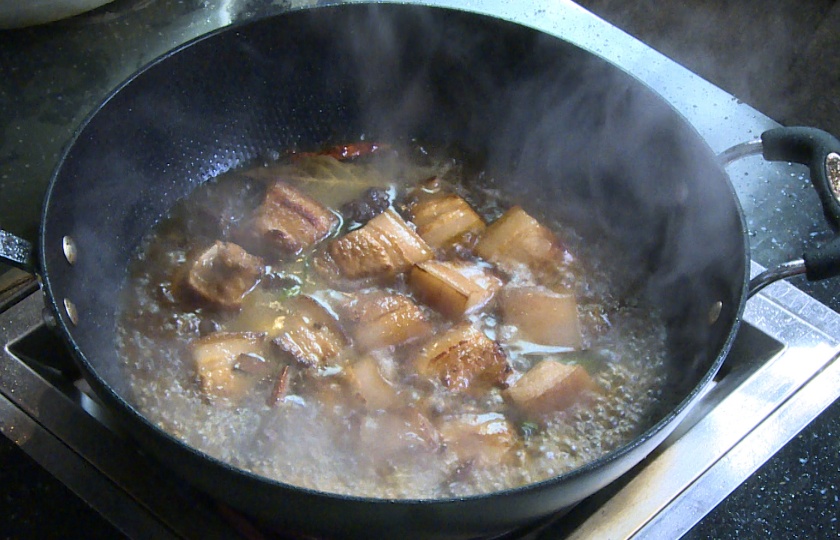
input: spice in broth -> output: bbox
[116,143,668,498]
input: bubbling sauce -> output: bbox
[116,143,668,499]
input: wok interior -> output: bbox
[42,3,745,491]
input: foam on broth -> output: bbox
[116,143,668,499]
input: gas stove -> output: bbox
[3,1,840,539]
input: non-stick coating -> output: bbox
[39,4,747,538]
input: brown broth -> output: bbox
[116,145,668,499]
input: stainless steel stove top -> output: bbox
[3,1,840,538]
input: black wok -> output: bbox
[3,3,840,539]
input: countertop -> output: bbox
[685,396,840,538]
[1,0,839,538]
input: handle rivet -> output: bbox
[827,152,840,201]
[62,236,77,265]
[63,298,79,326]
[708,301,723,325]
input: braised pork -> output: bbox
[358,407,441,461]
[241,180,338,256]
[339,291,432,351]
[185,241,263,310]
[504,360,597,416]
[408,260,503,320]
[408,193,486,249]
[499,286,582,349]
[414,322,510,395]
[437,413,517,466]
[319,209,432,282]
[271,296,348,369]
[191,331,269,400]
[345,356,400,410]
[475,206,570,284]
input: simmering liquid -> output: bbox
[116,144,668,499]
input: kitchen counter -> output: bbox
[685,396,840,538]
[1,0,839,538]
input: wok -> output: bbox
[3,3,840,538]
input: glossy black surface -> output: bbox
[0,436,124,539]
[685,397,840,538]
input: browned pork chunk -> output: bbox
[345,356,400,410]
[475,206,569,282]
[408,260,503,320]
[499,286,582,349]
[438,413,517,466]
[191,331,268,400]
[408,193,486,249]
[185,241,263,310]
[242,180,338,256]
[414,322,510,395]
[504,360,597,416]
[272,296,348,368]
[339,291,432,351]
[320,209,432,281]
[358,407,441,461]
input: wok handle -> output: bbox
[739,127,840,295]
[762,126,840,283]
[761,126,840,230]
[0,230,36,273]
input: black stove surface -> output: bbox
[0,437,124,539]
[685,399,840,538]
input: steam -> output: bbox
[53,3,746,506]
[316,3,744,392]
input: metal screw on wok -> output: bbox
[62,235,77,265]
[60,235,79,325]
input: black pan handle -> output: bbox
[0,230,36,273]
[802,236,840,281]
[761,126,840,230]
[722,127,840,296]
[760,127,840,286]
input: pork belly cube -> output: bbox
[359,407,441,460]
[408,260,503,320]
[408,193,486,249]
[500,286,582,349]
[504,360,597,416]
[345,356,400,410]
[323,209,432,281]
[474,206,568,280]
[186,241,264,310]
[191,331,268,400]
[340,291,432,351]
[245,180,338,256]
[272,296,348,368]
[414,322,510,394]
[438,413,517,466]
